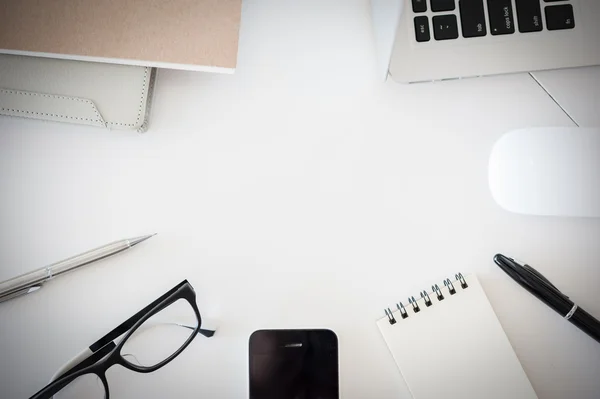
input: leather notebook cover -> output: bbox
[0,0,241,73]
[0,54,155,132]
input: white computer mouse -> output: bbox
[489,127,600,217]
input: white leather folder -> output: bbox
[0,54,156,132]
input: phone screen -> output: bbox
[249,329,339,399]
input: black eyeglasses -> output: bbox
[29,280,214,399]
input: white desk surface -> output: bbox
[1,1,599,398]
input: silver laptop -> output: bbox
[382,0,600,83]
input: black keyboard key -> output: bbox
[433,15,459,40]
[516,0,543,32]
[431,0,455,12]
[488,0,516,35]
[414,16,431,42]
[459,0,487,38]
[545,5,575,30]
[412,0,427,13]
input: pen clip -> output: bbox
[0,284,43,304]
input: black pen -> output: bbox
[494,254,600,345]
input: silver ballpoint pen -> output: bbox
[0,234,156,303]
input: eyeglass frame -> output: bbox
[29,280,214,399]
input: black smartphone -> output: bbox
[249,329,339,399]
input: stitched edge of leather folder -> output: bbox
[134,68,157,133]
[0,66,151,130]
[106,67,150,130]
[0,88,105,125]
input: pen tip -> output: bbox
[129,233,157,247]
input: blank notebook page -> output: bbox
[376,275,538,399]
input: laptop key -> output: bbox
[412,0,427,13]
[414,17,431,42]
[459,0,487,38]
[488,0,516,35]
[431,0,455,12]
[516,0,543,32]
[433,15,459,40]
[545,5,575,30]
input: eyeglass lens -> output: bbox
[120,298,198,368]
[53,298,198,398]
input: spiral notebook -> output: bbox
[377,274,538,399]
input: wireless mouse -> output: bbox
[489,127,600,217]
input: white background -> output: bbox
[1,0,599,398]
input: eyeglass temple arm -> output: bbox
[87,288,183,353]
[45,323,214,398]
[178,324,215,337]
[49,321,214,384]
[43,344,115,399]
[49,342,116,383]
[49,348,92,383]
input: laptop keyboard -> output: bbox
[413,0,575,42]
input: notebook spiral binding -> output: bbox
[384,273,469,325]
